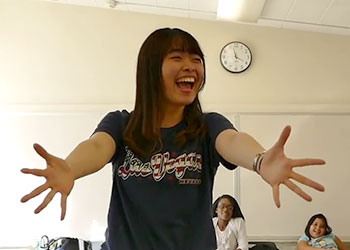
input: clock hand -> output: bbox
[233,48,238,59]
[233,48,245,62]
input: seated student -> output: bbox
[298,213,348,250]
[212,194,248,250]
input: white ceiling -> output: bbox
[42,0,350,36]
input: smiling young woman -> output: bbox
[21,28,326,250]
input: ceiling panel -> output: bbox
[189,10,217,20]
[260,0,294,20]
[157,0,189,9]
[283,20,350,35]
[67,0,96,5]
[127,3,160,13]
[126,0,157,5]
[46,0,68,3]
[126,2,188,18]
[189,0,218,12]
[94,0,110,8]
[38,0,350,36]
[287,0,332,23]
[320,0,350,27]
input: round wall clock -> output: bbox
[220,41,252,73]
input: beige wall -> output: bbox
[1,0,350,109]
[1,0,349,246]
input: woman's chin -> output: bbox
[219,216,231,221]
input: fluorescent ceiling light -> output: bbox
[217,0,266,23]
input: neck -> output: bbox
[217,218,230,231]
[160,106,185,128]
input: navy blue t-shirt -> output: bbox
[94,110,237,250]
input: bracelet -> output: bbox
[252,151,266,175]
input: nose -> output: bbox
[183,65,195,71]
[182,57,195,71]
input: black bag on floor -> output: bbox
[249,241,279,250]
[38,235,92,250]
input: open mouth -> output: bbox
[176,77,195,91]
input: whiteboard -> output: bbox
[212,113,238,203]
[238,114,350,239]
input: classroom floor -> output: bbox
[275,242,297,250]
[91,241,350,250]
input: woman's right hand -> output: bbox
[20,143,75,220]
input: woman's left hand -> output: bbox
[259,125,325,208]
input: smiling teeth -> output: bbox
[177,77,195,83]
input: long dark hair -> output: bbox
[212,194,245,220]
[124,28,207,157]
[305,213,332,238]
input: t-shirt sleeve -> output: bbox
[205,112,237,170]
[298,234,310,243]
[93,110,130,162]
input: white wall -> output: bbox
[238,113,350,240]
[1,111,112,246]
[1,0,350,246]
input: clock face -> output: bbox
[220,41,252,73]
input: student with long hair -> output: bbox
[213,195,248,250]
[21,28,325,250]
[298,214,348,250]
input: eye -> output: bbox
[171,56,182,61]
[167,52,183,61]
[192,56,203,63]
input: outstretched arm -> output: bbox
[335,235,349,250]
[65,132,116,179]
[21,131,116,220]
[215,125,325,207]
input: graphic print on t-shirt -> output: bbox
[118,146,202,184]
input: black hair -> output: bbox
[124,27,207,157]
[212,194,245,220]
